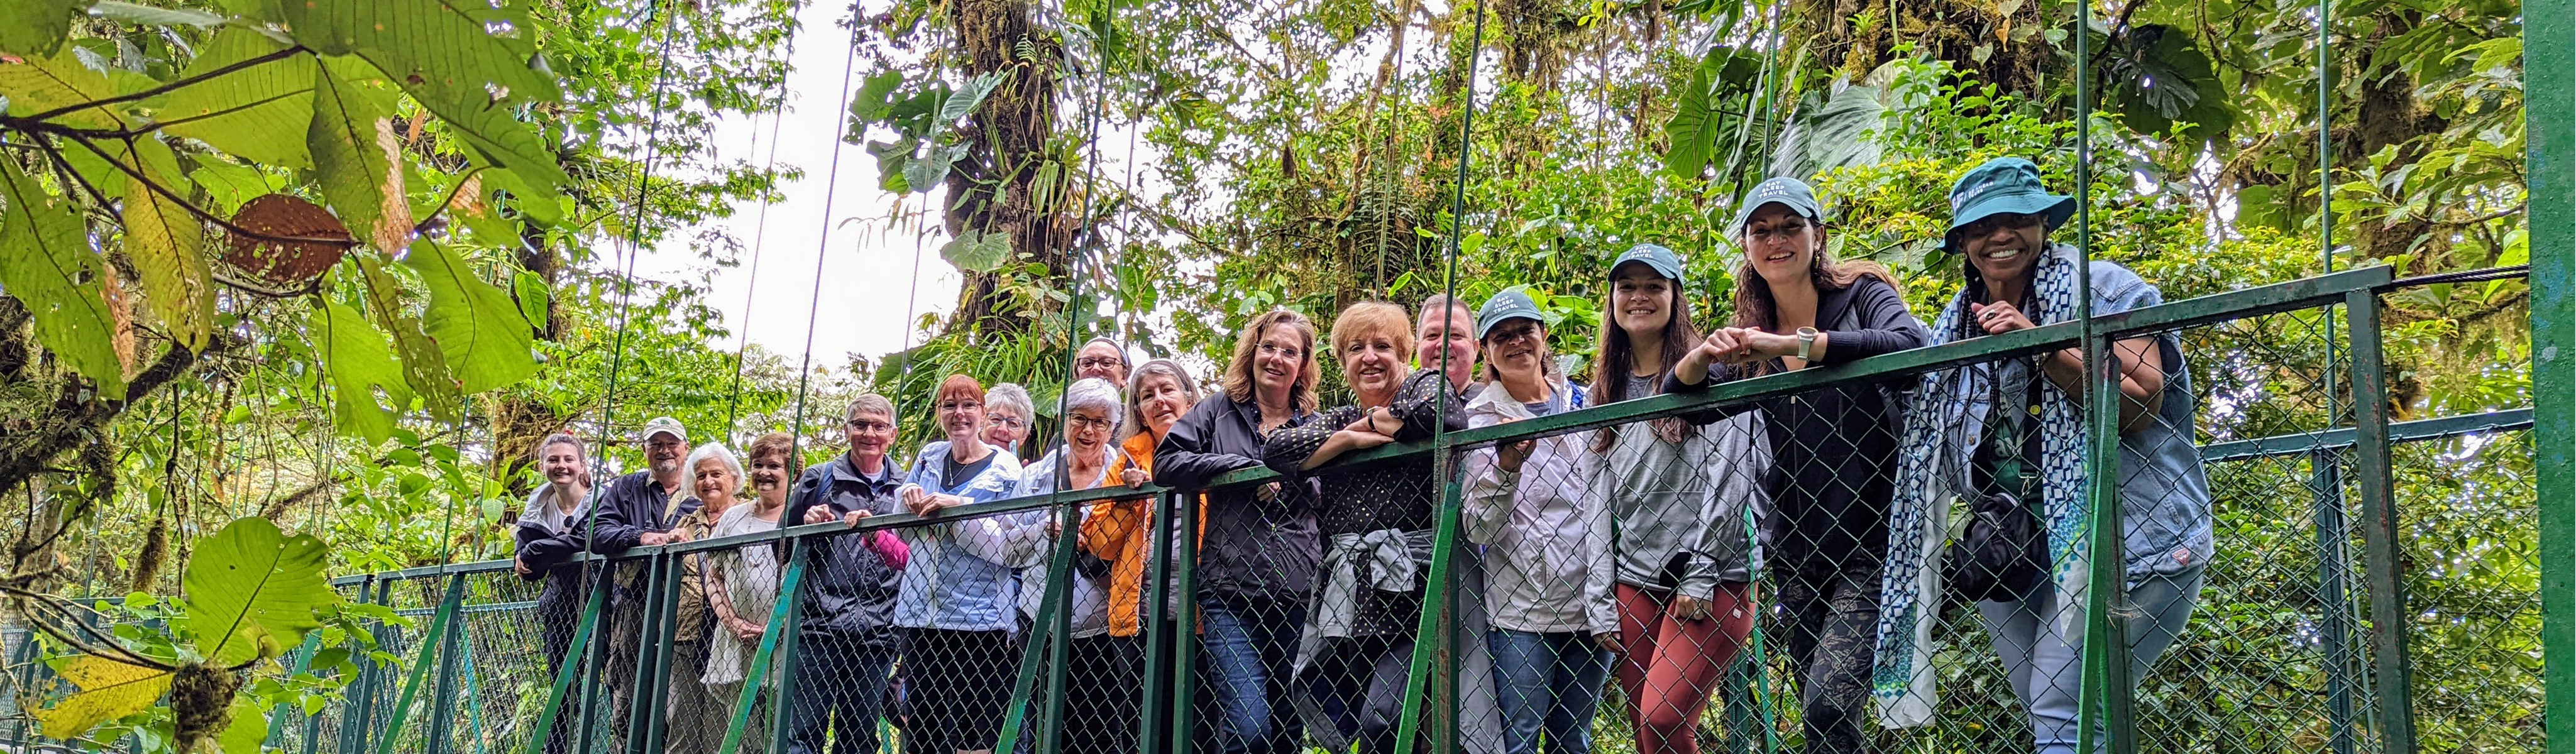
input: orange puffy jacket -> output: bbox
[1082,432,1206,637]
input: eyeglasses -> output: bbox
[1066,414,1114,432]
[988,415,1027,429]
[938,400,981,412]
[845,419,893,433]
[1077,357,1124,370]
[1257,342,1304,360]
[1955,212,2044,241]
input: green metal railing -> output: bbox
[187,258,2552,754]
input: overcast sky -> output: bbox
[630,1,961,373]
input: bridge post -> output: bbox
[2528,0,2575,745]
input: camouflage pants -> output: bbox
[1772,563,1880,754]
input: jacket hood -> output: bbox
[1464,375,1571,422]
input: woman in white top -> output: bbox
[1000,378,1130,754]
[705,432,794,701]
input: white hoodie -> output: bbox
[1458,378,1617,636]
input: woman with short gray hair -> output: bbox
[999,376,1131,753]
[984,383,1037,454]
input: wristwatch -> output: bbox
[1796,327,1820,361]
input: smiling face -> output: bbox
[539,440,583,488]
[644,434,686,476]
[1610,265,1676,340]
[983,407,1030,449]
[1134,372,1191,440]
[1340,330,1406,402]
[938,395,986,445]
[1957,211,2049,290]
[1741,204,1822,287]
[691,456,739,510]
[1064,404,1114,458]
[1252,324,1307,400]
[1076,342,1128,385]
[1415,305,1477,389]
[749,449,791,502]
[844,408,895,467]
[1481,318,1548,384]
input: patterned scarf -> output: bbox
[1871,243,2092,727]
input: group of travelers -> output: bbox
[510,156,2215,754]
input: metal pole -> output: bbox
[719,542,805,753]
[638,553,683,754]
[422,577,468,754]
[2309,448,2359,754]
[2346,290,2416,753]
[1170,489,1202,749]
[1138,491,1177,754]
[2527,0,2575,745]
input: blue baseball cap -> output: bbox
[1944,157,2076,251]
[1474,288,1544,340]
[1609,243,1685,283]
[1728,177,1825,236]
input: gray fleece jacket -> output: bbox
[1590,386,1769,600]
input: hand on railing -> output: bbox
[513,555,533,576]
[1121,468,1150,488]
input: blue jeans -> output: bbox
[784,631,895,754]
[1978,566,2205,754]
[1488,628,1609,754]
[1198,595,1302,754]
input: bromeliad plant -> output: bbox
[21,517,383,754]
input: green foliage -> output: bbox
[403,243,539,393]
[182,518,337,666]
[0,157,129,397]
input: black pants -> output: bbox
[1059,634,1135,754]
[903,628,1016,751]
[537,596,580,754]
[1311,633,1416,754]
[1775,563,1881,754]
[784,631,895,754]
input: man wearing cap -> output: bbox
[1415,293,1480,399]
[1870,158,2213,749]
[575,415,703,742]
[1458,288,1615,754]
[1671,176,1926,754]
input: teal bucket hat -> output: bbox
[1475,288,1544,340]
[1728,177,1825,236]
[1944,157,2076,251]
[1610,243,1685,283]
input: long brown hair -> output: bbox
[1220,309,1320,414]
[1730,231,1895,334]
[1590,265,1702,451]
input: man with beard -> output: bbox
[575,415,701,745]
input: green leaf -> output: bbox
[32,655,172,740]
[89,1,229,27]
[159,28,316,168]
[0,0,81,57]
[1661,50,1722,179]
[940,229,1012,273]
[404,243,537,393]
[848,70,905,123]
[0,47,142,129]
[0,158,129,397]
[307,57,411,253]
[941,72,1005,123]
[280,0,568,195]
[355,254,460,420]
[512,270,548,330]
[310,299,412,442]
[118,138,217,352]
[184,516,337,666]
[1766,80,1887,182]
[217,697,268,754]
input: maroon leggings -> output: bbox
[1614,582,1754,754]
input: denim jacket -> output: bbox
[893,441,1034,631]
[2084,260,2215,582]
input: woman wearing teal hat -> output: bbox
[1588,244,1766,754]
[1670,176,1929,753]
[1868,158,2214,751]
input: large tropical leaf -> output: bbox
[183,517,337,667]
[941,229,1013,273]
[280,0,570,195]
[310,300,413,443]
[356,255,463,420]
[1766,78,1888,182]
[0,159,130,397]
[0,0,82,57]
[33,655,173,740]
[1661,46,1763,179]
[0,48,145,129]
[217,697,268,754]
[118,138,217,352]
[159,28,317,169]
[306,57,410,253]
[2099,25,2236,143]
[404,243,537,393]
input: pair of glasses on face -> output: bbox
[1955,212,2044,241]
[1257,342,1304,360]
[988,415,1028,430]
[1065,414,1114,432]
[1076,357,1123,371]
[845,418,893,434]
[1744,221,1814,246]
[939,400,981,412]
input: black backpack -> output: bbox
[1944,366,2050,604]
